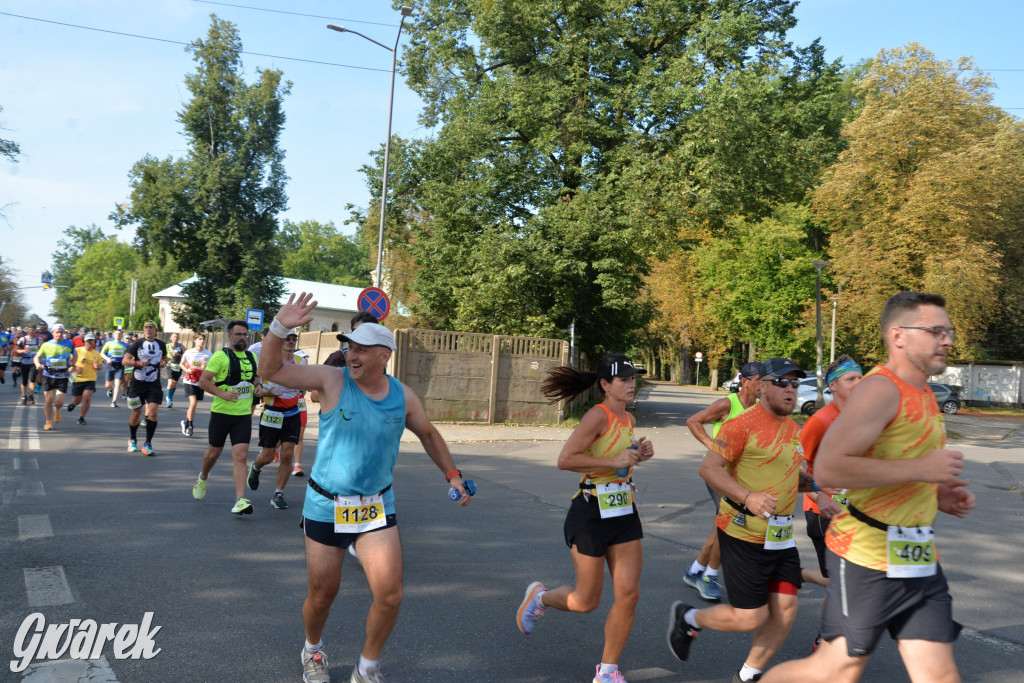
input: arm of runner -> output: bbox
[627,413,654,461]
[198,368,237,402]
[816,374,965,488]
[685,397,732,450]
[937,479,976,518]
[557,406,639,473]
[403,385,471,506]
[699,450,777,518]
[257,293,339,399]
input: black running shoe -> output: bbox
[667,601,699,662]
[247,462,261,491]
[67,402,76,412]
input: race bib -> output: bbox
[886,525,936,578]
[334,493,387,533]
[230,382,254,399]
[48,358,68,370]
[168,362,181,371]
[126,395,142,410]
[595,482,633,519]
[298,397,307,411]
[831,489,849,507]
[0,355,8,364]
[260,409,284,428]
[764,514,796,550]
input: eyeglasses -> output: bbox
[230,332,248,337]
[761,378,800,388]
[898,325,955,342]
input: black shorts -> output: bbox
[820,550,959,657]
[300,515,398,550]
[805,509,830,577]
[717,528,802,609]
[106,364,125,382]
[208,411,252,448]
[257,411,302,448]
[563,493,643,558]
[42,376,69,394]
[127,379,163,406]
[0,361,7,370]
[184,383,205,400]
[168,368,182,381]
[72,381,96,397]
[19,364,36,385]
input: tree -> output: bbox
[395,0,845,355]
[0,255,29,327]
[276,219,370,287]
[115,16,290,329]
[1,104,21,221]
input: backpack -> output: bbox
[215,348,257,388]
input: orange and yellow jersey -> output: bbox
[571,403,634,501]
[825,366,943,571]
[712,402,804,544]
[801,402,840,514]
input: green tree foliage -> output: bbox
[277,219,370,287]
[115,16,290,329]
[0,255,30,326]
[813,44,1024,362]
[396,0,846,354]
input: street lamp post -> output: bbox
[812,260,829,409]
[328,5,413,292]
[829,295,840,364]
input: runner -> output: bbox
[667,357,814,683]
[517,353,654,683]
[246,329,303,509]
[101,329,129,407]
[165,332,185,408]
[180,332,213,437]
[36,320,52,342]
[291,347,310,477]
[761,292,976,683]
[261,293,472,683]
[192,320,260,515]
[14,324,41,404]
[683,360,764,602]
[0,324,12,385]
[68,333,103,424]
[34,324,75,430]
[122,321,168,455]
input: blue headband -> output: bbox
[826,359,862,385]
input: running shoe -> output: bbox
[43,421,53,431]
[142,442,155,456]
[683,566,703,589]
[351,665,384,683]
[271,492,288,509]
[348,544,358,560]
[247,463,261,491]
[77,417,86,425]
[166,399,173,409]
[594,665,629,683]
[231,497,254,515]
[732,673,762,683]
[54,410,62,423]
[140,416,147,426]
[127,439,138,453]
[516,581,548,635]
[111,401,118,408]
[667,601,699,662]
[28,395,35,404]
[185,422,194,437]
[697,574,722,602]
[180,419,188,435]
[811,635,822,653]
[20,396,27,405]
[292,464,304,477]
[192,478,206,500]
[107,389,113,398]
[301,647,330,683]
[67,402,76,412]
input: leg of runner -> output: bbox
[79,386,94,421]
[897,639,960,683]
[742,589,798,672]
[42,388,56,429]
[350,526,403,661]
[601,539,642,664]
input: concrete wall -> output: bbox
[931,363,1024,406]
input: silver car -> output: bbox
[795,377,832,416]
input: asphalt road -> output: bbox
[1,379,1022,682]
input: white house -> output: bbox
[152,276,370,333]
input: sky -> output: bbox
[2,0,1022,323]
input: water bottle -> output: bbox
[448,480,477,502]
[617,439,639,478]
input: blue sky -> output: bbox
[2,1,1021,323]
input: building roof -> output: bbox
[153,276,366,312]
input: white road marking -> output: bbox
[24,566,74,606]
[18,481,45,496]
[7,406,41,451]
[21,656,119,682]
[18,514,53,540]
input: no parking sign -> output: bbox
[357,287,390,321]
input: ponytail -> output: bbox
[542,366,600,404]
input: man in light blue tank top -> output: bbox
[260,293,473,683]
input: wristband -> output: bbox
[445,469,462,482]
[268,317,291,339]
[811,481,820,493]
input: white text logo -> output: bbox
[10,612,162,673]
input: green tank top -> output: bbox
[712,392,748,439]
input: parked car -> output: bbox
[929,383,961,414]
[795,377,832,416]
[722,375,741,393]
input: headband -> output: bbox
[826,359,862,385]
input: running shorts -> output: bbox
[300,515,397,550]
[717,528,802,609]
[42,376,69,394]
[127,379,163,405]
[820,549,959,657]
[71,381,96,397]
[184,383,205,400]
[563,493,643,558]
[257,412,302,448]
[208,411,252,448]
[106,364,125,382]
[168,368,182,381]
[19,365,36,386]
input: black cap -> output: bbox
[762,358,807,379]
[595,354,642,380]
[740,361,764,378]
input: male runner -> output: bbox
[0,324,13,384]
[683,360,763,602]
[123,322,168,455]
[165,332,184,408]
[761,292,976,683]
[15,324,41,404]
[180,332,213,437]
[101,329,129,407]
[192,320,260,515]
[263,293,472,683]
[69,333,103,424]
[37,320,52,342]
[668,357,813,683]
[35,324,75,430]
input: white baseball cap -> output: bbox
[339,323,395,351]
